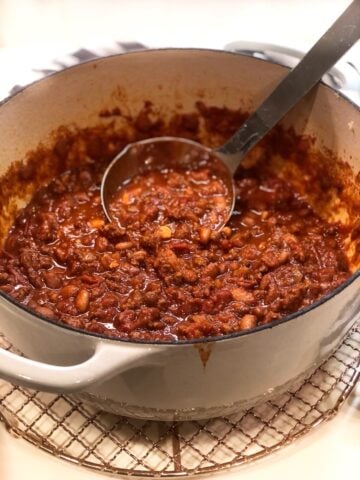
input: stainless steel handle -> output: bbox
[218,0,360,174]
[224,40,360,96]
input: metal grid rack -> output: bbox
[0,324,359,477]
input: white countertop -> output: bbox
[0,390,359,480]
[0,0,359,478]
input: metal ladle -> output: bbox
[101,0,360,230]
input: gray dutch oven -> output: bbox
[0,49,359,420]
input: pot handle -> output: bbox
[0,341,157,393]
[224,41,360,102]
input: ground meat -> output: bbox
[0,160,350,342]
[109,164,229,231]
[0,104,352,342]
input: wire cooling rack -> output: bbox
[0,324,359,478]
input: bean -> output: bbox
[262,249,290,268]
[144,290,160,306]
[203,263,219,278]
[89,218,105,229]
[80,273,102,284]
[43,271,62,289]
[158,226,172,239]
[210,230,221,241]
[132,250,147,262]
[75,289,90,313]
[101,293,119,307]
[33,305,55,318]
[238,314,257,330]
[182,269,198,284]
[115,241,134,250]
[54,246,69,263]
[199,227,211,245]
[230,233,245,248]
[193,255,207,267]
[242,215,255,227]
[212,196,226,207]
[222,226,232,237]
[60,284,79,298]
[47,291,59,302]
[121,192,130,204]
[12,286,30,301]
[0,272,9,284]
[0,285,13,294]
[231,288,255,303]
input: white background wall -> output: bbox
[0,0,354,51]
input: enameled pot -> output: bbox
[0,49,359,421]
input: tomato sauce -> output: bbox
[0,103,351,341]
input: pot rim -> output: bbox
[0,47,359,346]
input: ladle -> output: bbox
[101,0,360,229]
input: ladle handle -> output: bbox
[218,0,360,175]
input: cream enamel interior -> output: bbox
[0,49,358,172]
